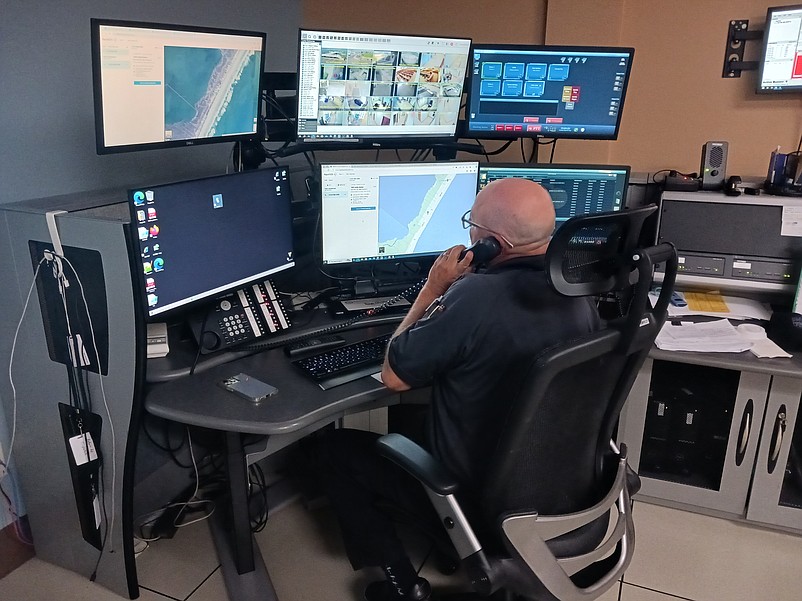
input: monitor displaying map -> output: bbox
[319,161,479,265]
[91,19,266,154]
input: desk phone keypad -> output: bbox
[196,279,292,353]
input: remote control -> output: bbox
[284,335,347,357]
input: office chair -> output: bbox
[377,205,678,601]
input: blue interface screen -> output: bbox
[467,46,633,139]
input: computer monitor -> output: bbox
[319,161,479,265]
[757,5,802,92]
[466,45,634,139]
[128,166,294,319]
[92,19,266,154]
[478,164,630,228]
[296,29,471,143]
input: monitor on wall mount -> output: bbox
[757,4,802,92]
[296,29,471,144]
[91,19,266,154]
[466,44,634,140]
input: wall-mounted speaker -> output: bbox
[700,141,729,190]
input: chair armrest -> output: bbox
[376,433,460,495]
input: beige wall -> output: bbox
[303,0,547,44]
[302,0,801,177]
[547,0,802,177]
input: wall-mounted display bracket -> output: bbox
[723,20,764,78]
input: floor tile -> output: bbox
[135,516,220,600]
[620,583,693,600]
[0,557,172,600]
[625,501,802,601]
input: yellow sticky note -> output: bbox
[684,292,729,313]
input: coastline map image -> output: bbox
[164,47,260,140]
[377,173,475,257]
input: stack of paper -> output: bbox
[655,319,753,353]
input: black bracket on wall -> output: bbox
[722,20,764,78]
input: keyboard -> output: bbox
[292,333,392,389]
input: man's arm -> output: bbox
[381,246,473,391]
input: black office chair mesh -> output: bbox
[377,205,678,601]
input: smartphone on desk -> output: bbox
[219,373,278,403]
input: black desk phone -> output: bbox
[191,279,292,354]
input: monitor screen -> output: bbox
[92,19,266,154]
[758,5,802,92]
[297,29,471,142]
[466,45,634,139]
[478,164,629,228]
[128,167,294,319]
[320,161,479,265]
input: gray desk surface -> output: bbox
[650,347,802,379]
[144,320,399,435]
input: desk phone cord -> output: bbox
[234,278,426,353]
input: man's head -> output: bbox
[468,178,556,259]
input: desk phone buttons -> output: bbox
[285,335,347,357]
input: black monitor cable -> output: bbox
[189,307,212,376]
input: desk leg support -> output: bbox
[226,430,255,574]
[207,431,278,601]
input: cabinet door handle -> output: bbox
[735,399,754,466]
[767,406,787,474]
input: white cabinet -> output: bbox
[620,356,802,533]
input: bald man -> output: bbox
[317,179,601,601]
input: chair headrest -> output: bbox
[545,205,657,297]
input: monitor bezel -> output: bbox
[126,166,295,322]
[756,4,802,93]
[318,160,480,267]
[91,18,267,155]
[295,28,472,144]
[466,43,635,140]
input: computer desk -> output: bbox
[144,313,405,601]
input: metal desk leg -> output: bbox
[226,430,255,573]
[208,430,278,601]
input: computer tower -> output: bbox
[699,141,728,190]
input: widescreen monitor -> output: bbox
[467,45,634,139]
[92,19,266,154]
[478,164,630,228]
[297,29,471,142]
[320,161,479,265]
[757,5,802,92]
[128,167,294,319]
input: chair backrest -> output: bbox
[476,205,677,599]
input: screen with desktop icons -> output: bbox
[297,29,471,141]
[478,164,629,228]
[467,45,633,139]
[320,161,479,265]
[128,167,295,319]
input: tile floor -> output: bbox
[1,499,801,601]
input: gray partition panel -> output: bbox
[0,202,139,598]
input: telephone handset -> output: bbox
[458,236,502,265]
[190,278,292,354]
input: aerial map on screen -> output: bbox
[163,47,260,140]
[377,172,475,256]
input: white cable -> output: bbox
[59,255,117,552]
[6,258,46,474]
[173,428,215,528]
